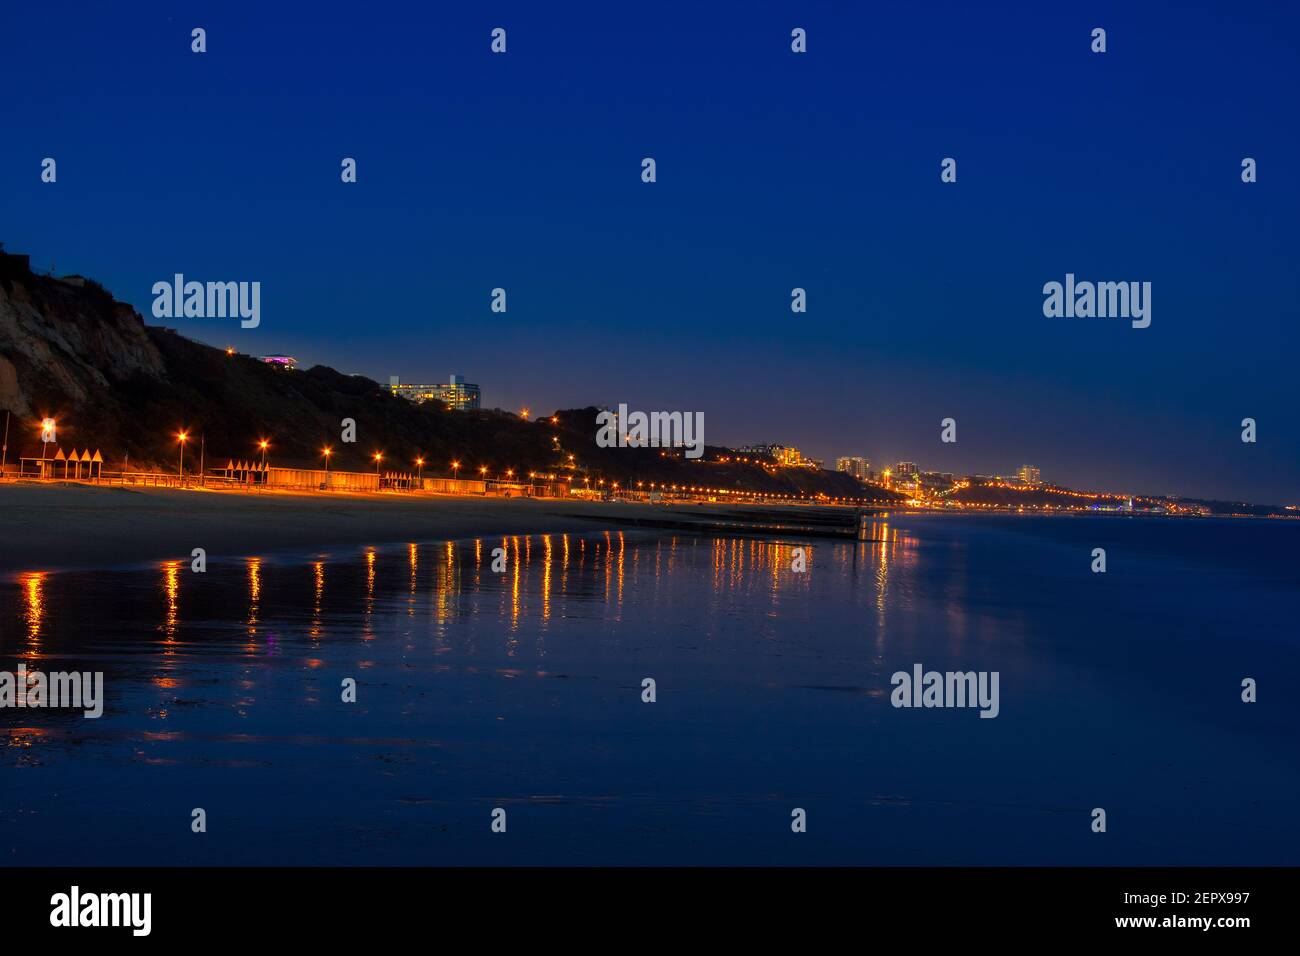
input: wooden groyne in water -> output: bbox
[561,505,888,540]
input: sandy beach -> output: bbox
[0,482,860,574]
[0,482,654,573]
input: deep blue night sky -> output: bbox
[3,1,1297,502]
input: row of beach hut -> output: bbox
[46,448,104,478]
[216,459,269,482]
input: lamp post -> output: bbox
[39,417,56,477]
[415,457,424,486]
[322,446,332,488]
[258,439,270,468]
[177,431,189,485]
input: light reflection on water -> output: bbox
[1,517,1297,866]
[21,571,45,653]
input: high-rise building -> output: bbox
[1017,465,1041,485]
[893,461,918,477]
[389,373,481,411]
[836,456,871,479]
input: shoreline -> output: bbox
[0,482,635,575]
[0,482,862,575]
[2,482,1280,577]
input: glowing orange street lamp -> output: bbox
[451,460,461,478]
[479,465,488,477]
[38,417,57,471]
[176,430,189,482]
[322,446,333,482]
[520,407,530,420]
[505,468,514,479]
[374,451,383,476]
[258,438,270,467]
[415,456,425,482]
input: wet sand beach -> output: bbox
[0,482,857,573]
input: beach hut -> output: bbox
[53,447,67,478]
[91,449,103,479]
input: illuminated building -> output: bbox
[836,456,871,479]
[893,461,918,477]
[1017,465,1042,485]
[259,354,297,368]
[741,443,815,467]
[389,374,481,411]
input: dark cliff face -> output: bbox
[0,252,166,429]
[0,247,893,500]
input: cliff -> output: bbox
[0,246,894,502]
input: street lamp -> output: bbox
[258,439,270,467]
[177,430,189,483]
[450,460,460,479]
[374,451,383,475]
[322,446,332,487]
[38,417,56,475]
[415,456,424,483]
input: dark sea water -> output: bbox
[2,515,1297,866]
